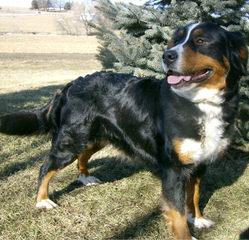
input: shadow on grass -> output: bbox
[1,83,248,239]
[0,84,62,179]
[112,207,162,239]
[191,147,249,239]
[0,84,64,114]
[200,147,249,210]
[51,156,163,239]
[52,156,148,201]
[21,145,247,239]
[0,149,49,180]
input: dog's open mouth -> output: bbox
[167,69,213,87]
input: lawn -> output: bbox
[0,8,248,240]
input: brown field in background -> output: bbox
[0,14,61,34]
[0,7,101,93]
[0,34,98,54]
[0,7,64,34]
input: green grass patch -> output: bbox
[0,84,248,240]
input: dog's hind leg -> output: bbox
[186,176,215,229]
[77,142,105,186]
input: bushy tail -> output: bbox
[0,101,52,136]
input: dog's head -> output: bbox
[162,22,248,100]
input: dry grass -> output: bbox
[0,34,98,54]
[0,34,100,93]
[0,80,248,240]
[0,9,248,240]
[0,8,100,93]
[0,14,60,34]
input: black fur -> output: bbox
[0,104,50,135]
[0,23,247,239]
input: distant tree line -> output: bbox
[57,1,98,35]
[31,0,72,10]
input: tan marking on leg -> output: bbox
[37,170,57,203]
[163,207,192,240]
[186,177,215,228]
[173,139,194,165]
[77,142,107,176]
[78,150,91,177]
[186,176,202,218]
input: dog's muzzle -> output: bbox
[163,50,178,66]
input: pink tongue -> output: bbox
[167,75,191,84]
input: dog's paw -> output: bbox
[77,174,102,186]
[188,214,215,229]
[192,237,198,240]
[36,199,57,210]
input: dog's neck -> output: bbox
[171,85,225,105]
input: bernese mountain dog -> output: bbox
[0,22,248,240]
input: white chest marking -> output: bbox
[179,92,228,164]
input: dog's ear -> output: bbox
[226,31,248,76]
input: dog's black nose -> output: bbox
[163,50,178,65]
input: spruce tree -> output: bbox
[31,0,39,9]
[92,0,248,77]
[91,0,249,150]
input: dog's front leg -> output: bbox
[161,167,194,240]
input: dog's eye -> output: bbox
[195,37,206,45]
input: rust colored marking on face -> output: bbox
[163,206,192,240]
[239,46,248,62]
[173,139,194,165]
[193,28,203,36]
[167,40,174,49]
[223,55,230,70]
[178,29,184,36]
[181,46,229,90]
[186,176,202,218]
